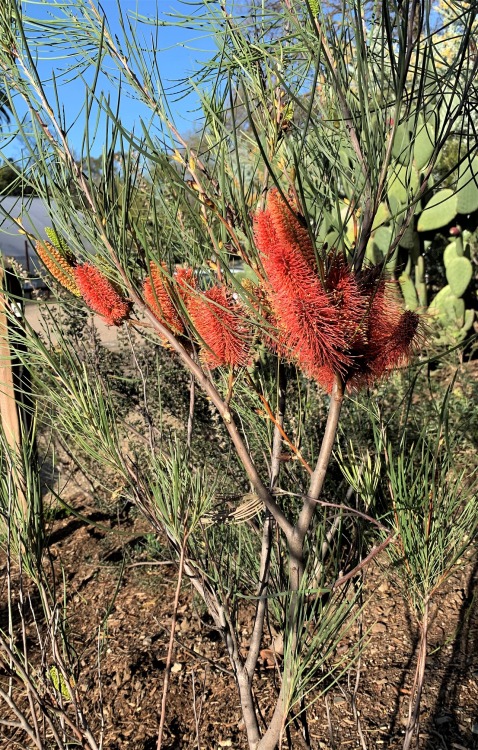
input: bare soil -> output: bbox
[2,465,477,750]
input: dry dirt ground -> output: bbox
[2,467,478,750]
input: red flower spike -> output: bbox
[253,190,424,391]
[143,262,184,335]
[369,310,422,378]
[175,266,196,297]
[254,193,354,376]
[260,189,316,268]
[74,263,131,326]
[310,364,337,394]
[325,253,369,349]
[187,286,252,369]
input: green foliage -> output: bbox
[44,226,76,264]
[48,666,72,701]
[339,376,478,615]
[385,420,478,613]
[399,272,419,311]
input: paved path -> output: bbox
[24,301,125,351]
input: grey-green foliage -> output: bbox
[339,383,478,615]
[384,420,478,615]
[0,425,44,579]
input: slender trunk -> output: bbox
[403,600,429,750]
[157,542,187,749]
[257,376,345,750]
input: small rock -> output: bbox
[372,621,387,634]
[171,662,182,674]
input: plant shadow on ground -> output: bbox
[422,559,478,750]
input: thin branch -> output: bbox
[157,538,187,749]
[130,296,295,541]
[295,376,345,546]
[187,373,195,449]
[0,685,41,750]
[332,535,396,590]
[403,600,429,750]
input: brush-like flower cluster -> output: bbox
[33,193,421,388]
[142,264,251,368]
[34,230,132,327]
[253,190,422,390]
[74,263,132,327]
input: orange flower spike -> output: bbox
[325,253,368,348]
[174,266,196,309]
[188,286,252,369]
[74,263,131,326]
[143,262,184,335]
[35,240,81,297]
[254,190,424,391]
[262,189,316,267]
[254,193,352,375]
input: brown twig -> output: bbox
[187,373,195,449]
[332,535,396,590]
[403,600,429,750]
[157,538,188,750]
[254,387,313,475]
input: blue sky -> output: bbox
[7,0,218,157]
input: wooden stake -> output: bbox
[0,267,27,514]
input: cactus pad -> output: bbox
[446,256,473,297]
[456,156,478,214]
[399,273,419,311]
[413,115,435,170]
[417,189,458,231]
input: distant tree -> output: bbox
[0,86,9,127]
[0,162,35,195]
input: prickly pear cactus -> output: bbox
[428,280,475,343]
